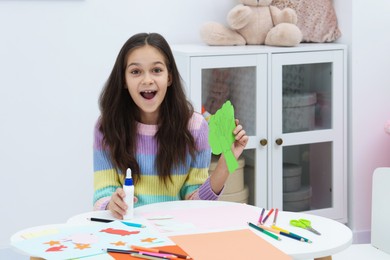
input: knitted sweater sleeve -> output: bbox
[183,114,220,201]
[92,120,122,210]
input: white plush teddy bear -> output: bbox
[200,0,302,47]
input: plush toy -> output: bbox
[385,120,390,135]
[200,0,302,47]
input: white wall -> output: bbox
[335,0,390,243]
[0,0,236,248]
[349,0,390,243]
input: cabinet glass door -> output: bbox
[189,54,268,207]
[282,63,333,133]
[201,67,257,136]
[271,50,346,220]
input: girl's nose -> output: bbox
[141,74,154,85]
[141,79,154,85]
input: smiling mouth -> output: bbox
[141,90,157,100]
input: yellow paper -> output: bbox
[20,228,59,239]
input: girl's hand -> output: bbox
[107,188,126,219]
[107,188,138,219]
[232,119,248,158]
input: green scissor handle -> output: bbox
[290,219,308,228]
[290,219,321,235]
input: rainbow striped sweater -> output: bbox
[93,112,219,210]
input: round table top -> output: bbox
[66,200,352,260]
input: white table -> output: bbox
[67,200,352,260]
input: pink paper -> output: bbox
[143,203,260,231]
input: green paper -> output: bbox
[208,100,239,173]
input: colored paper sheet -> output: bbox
[20,228,59,239]
[170,229,292,260]
[12,221,174,260]
[142,203,259,233]
[208,100,239,173]
[74,253,115,259]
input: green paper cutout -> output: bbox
[208,100,239,173]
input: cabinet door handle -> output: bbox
[260,139,268,146]
[275,138,283,146]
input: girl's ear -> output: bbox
[168,73,173,86]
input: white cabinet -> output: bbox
[172,44,347,223]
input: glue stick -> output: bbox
[123,168,134,219]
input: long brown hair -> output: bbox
[98,33,196,184]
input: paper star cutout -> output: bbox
[110,241,126,246]
[141,237,157,243]
[74,243,91,250]
[43,240,61,246]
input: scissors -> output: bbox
[290,219,321,235]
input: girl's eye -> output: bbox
[153,68,163,73]
[130,69,140,75]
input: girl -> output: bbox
[93,33,248,219]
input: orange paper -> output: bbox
[170,229,292,260]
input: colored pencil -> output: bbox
[248,222,281,241]
[258,208,265,224]
[131,245,191,259]
[259,225,311,243]
[88,217,146,228]
[261,208,274,224]
[271,225,312,243]
[121,221,146,228]
[272,208,279,225]
[106,248,138,254]
[106,248,178,259]
[89,217,113,223]
[138,251,178,259]
[131,253,167,260]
